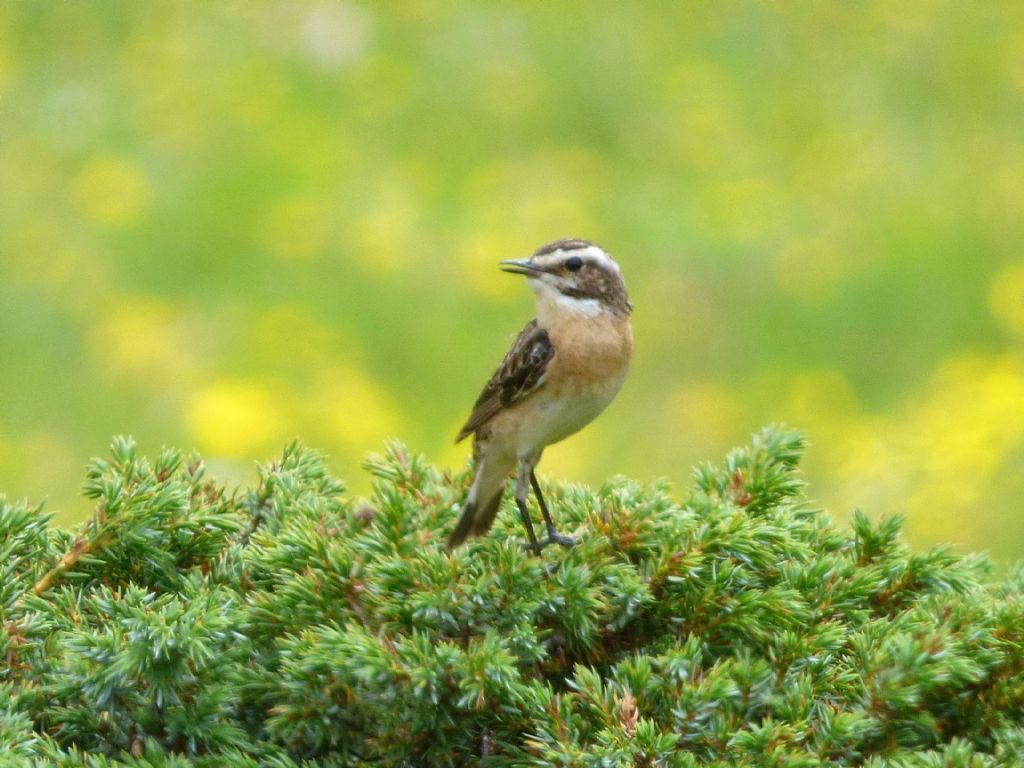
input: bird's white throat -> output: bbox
[553,293,602,317]
[530,278,603,322]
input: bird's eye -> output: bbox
[565,256,584,272]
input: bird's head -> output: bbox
[500,239,632,319]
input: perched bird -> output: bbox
[449,238,633,552]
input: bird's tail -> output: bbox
[448,490,503,548]
[448,453,513,549]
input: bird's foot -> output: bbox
[521,532,577,554]
[521,539,543,556]
[542,531,578,548]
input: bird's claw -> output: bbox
[521,531,578,554]
[542,531,578,548]
[521,540,542,556]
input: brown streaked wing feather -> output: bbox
[456,320,553,442]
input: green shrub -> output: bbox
[2,427,1023,766]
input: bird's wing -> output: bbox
[456,319,554,442]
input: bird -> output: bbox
[449,238,633,553]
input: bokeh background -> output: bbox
[2,2,1023,562]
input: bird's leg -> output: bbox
[514,462,542,554]
[531,470,578,548]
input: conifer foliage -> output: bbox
[2,427,1023,766]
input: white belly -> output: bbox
[513,371,626,457]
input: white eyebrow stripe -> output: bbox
[530,250,567,270]
[580,245,620,273]
[529,243,620,273]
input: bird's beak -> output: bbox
[499,258,547,276]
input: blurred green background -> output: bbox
[2,2,1023,562]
